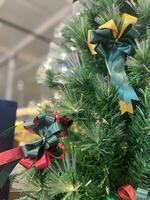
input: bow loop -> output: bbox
[118,13,137,39]
[45,115,56,125]
[34,151,51,170]
[22,140,43,158]
[46,122,64,137]
[91,29,114,44]
[44,135,58,150]
[99,19,118,38]
[118,184,136,200]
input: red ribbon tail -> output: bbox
[35,151,51,170]
[0,147,23,166]
[118,184,136,200]
[20,158,34,169]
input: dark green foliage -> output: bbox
[20,0,150,199]
[133,0,150,35]
[127,88,150,188]
[128,34,150,88]
[44,69,57,88]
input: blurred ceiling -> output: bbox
[0,0,71,107]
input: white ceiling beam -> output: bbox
[15,55,46,76]
[0,45,39,63]
[5,58,16,100]
[0,4,71,65]
[15,0,49,17]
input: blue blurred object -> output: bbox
[137,188,150,200]
[0,100,17,200]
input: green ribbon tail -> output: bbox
[106,48,139,103]
[0,160,19,188]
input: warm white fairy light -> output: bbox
[70,46,77,51]
[61,53,67,60]
[48,57,52,63]
[54,92,61,100]
[85,180,92,187]
[70,38,76,43]
[58,79,64,84]
[36,55,53,83]
[62,67,68,73]
[54,31,62,38]
[44,63,52,70]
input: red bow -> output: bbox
[20,143,66,170]
[53,111,69,124]
[53,111,72,137]
[118,184,136,200]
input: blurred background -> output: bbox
[0,0,73,198]
[0,0,72,119]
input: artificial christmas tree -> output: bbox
[0,0,150,199]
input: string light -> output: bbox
[62,67,68,73]
[61,53,67,60]
[70,46,77,51]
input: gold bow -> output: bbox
[119,101,134,115]
[87,13,137,55]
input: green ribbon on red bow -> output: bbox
[0,114,72,188]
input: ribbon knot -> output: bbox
[21,134,58,159]
[87,13,139,114]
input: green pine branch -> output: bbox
[18,0,150,199]
[127,32,150,88]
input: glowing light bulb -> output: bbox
[62,67,68,73]
[61,53,67,60]
[71,46,77,51]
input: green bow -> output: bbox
[88,13,139,114]
[20,115,65,158]
[0,114,72,188]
